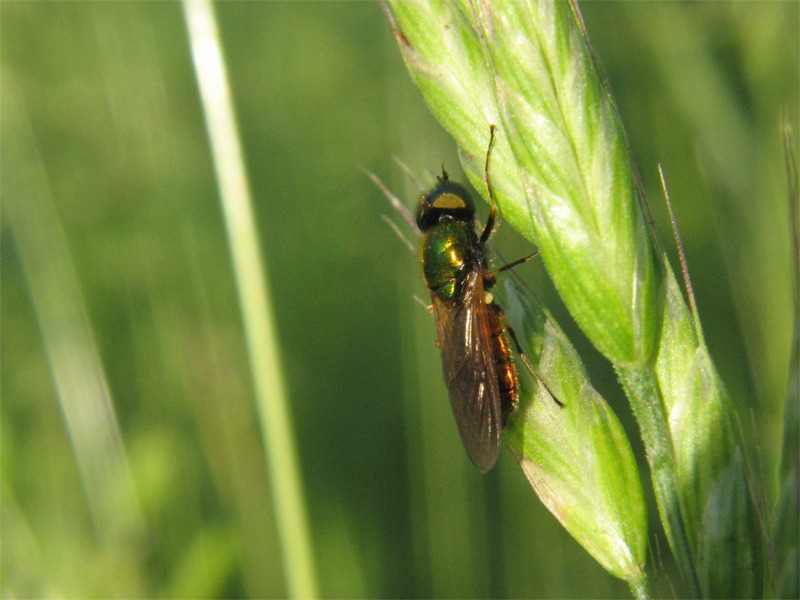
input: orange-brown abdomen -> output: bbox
[488,303,518,426]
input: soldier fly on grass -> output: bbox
[415,126,563,472]
[368,125,563,472]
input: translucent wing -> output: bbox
[431,268,502,472]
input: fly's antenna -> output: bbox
[440,160,450,181]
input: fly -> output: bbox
[416,125,563,471]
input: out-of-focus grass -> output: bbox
[1,2,796,598]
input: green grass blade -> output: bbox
[182,2,317,597]
[774,122,799,599]
[2,79,142,545]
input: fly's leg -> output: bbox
[480,125,562,407]
[480,125,498,244]
[480,126,541,283]
[496,307,565,408]
[486,250,540,282]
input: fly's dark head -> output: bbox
[415,171,476,232]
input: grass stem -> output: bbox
[182,2,318,597]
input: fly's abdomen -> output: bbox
[488,303,518,426]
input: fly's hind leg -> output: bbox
[496,307,565,408]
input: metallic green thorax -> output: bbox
[416,174,483,302]
[420,221,477,301]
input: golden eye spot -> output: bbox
[484,291,494,304]
[432,193,467,210]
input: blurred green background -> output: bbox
[2,2,797,598]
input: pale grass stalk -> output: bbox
[182,2,317,597]
[3,79,142,545]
